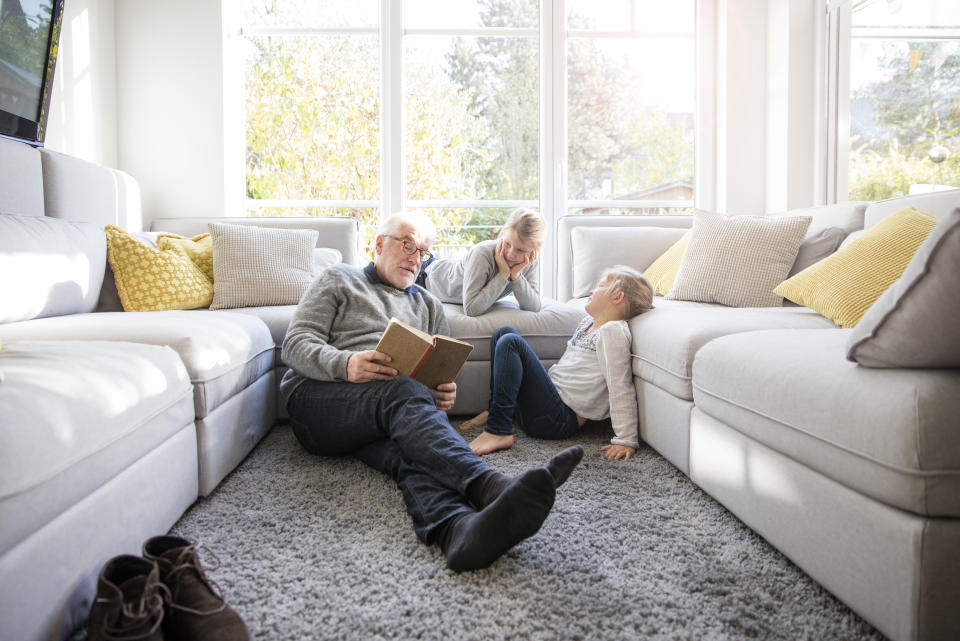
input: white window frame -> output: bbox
[238,0,714,297]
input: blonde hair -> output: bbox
[378,211,436,246]
[499,208,545,248]
[599,265,654,319]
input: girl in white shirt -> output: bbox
[461,265,654,460]
[417,209,544,317]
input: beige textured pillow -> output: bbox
[846,209,960,368]
[209,222,319,310]
[667,211,812,307]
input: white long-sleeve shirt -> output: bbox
[548,317,640,449]
[423,239,541,316]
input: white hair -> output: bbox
[377,212,436,246]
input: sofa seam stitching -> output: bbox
[692,383,958,477]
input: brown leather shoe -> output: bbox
[142,535,249,641]
[86,555,165,641]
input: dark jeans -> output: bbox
[485,327,581,440]
[286,376,490,543]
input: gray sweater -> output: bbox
[423,240,541,316]
[279,262,449,407]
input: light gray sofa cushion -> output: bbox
[0,311,275,418]
[788,226,847,276]
[444,299,586,361]
[847,209,960,368]
[225,305,298,363]
[863,188,960,229]
[0,340,195,556]
[692,329,960,517]
[626,299,836,400]
[569,226,688,298]
[0,138,44,217]
[39,148,143,229]
[555,214,693,302]
[152,216,361,266]
[0,214,106,323]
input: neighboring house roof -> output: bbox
[622,181,694,199]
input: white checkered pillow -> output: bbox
[667,210,812,307]
[209,222,319,310]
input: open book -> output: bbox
[373,317,474,390]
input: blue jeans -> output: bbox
[485,327,581,440]
[286,376,490,543]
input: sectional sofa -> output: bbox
[2,135,957,641]
[0,137,585,641]
[556,191,960,641]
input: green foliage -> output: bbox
[566,37,694,200]
[850,41,960,198]
[0,1,53,77]
[244,0,696,257]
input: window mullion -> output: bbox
[541,0,566,299]
[382,0,404,220]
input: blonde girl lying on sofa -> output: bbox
[460,265,654,460]
[415,208,544,317]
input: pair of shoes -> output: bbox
[86,535,249,641]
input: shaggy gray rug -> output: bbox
[170,420,884,641]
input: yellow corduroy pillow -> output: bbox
[105,225,213,312]
[773,206,937,328]
[158,233,214,281]
[644,231,690,296]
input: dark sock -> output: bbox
[546,445,585,488]
[440,468,555,572]
[465,470,512,509]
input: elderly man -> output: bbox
[280,212,583,571]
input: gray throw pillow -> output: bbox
[789,226,846,276]
[846,208,960,368]
[209,222,319,310]
[667,210,812,307]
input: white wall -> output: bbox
[765,0,821,213]
[114,0,226,226]
[44,0,118,167]
[711,0,823,214]
[715,0,768,214]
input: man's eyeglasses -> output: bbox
[385,235,433,261]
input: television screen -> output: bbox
[0,0,64,145]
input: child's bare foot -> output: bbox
[458,410,488,431]
[469,431,514,455]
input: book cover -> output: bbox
[374,317,473,389]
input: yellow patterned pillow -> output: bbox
[644,231,690,296]
[158,233,213,280]
[774,206,937,328]
[105,226,213,312]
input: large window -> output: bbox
[241,0,700,268]
[404,0,540,256]
[828,0,960,201]
[566,1,696,215]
